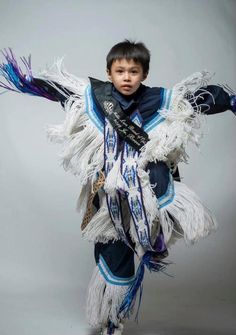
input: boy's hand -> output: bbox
[230,95,236,115]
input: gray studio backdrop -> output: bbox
[0,1,235,335]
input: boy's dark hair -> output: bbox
[106,39,150,74]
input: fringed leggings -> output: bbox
[86,161,174,328]
[86,240,135,328]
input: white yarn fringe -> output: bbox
[76,182,91,219]
[39,57,89,96]
[137,167,159,227]
[138,71,212,170]
[173,70,212,96]
[82,194,119,243]
[87,266,129,327]
[46,96,104,186]
[104,154,122,194]
[82,206,119,243]
[160,181,217,246]
[41,59,104,191]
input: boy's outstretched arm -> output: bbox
[0,48,73,106]
[192,84,236,115]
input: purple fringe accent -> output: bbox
[153,230,167,253]
[0,48,57,101]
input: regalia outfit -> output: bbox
[0,49,235,335]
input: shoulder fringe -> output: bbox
[160,181,218,246]
[41,60,104,187]
[172,70,213,96]
[39,57,89,96]
[138,71,213,170]
[87,266,129,327]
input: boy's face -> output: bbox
[107,58,147,96]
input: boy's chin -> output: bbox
[120,91,133,96]
[118,88,136,96]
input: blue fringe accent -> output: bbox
[107,320,117,334]
[0,48,57,100]
[118,251,172,322]
[118,258,145,319]
[142,251,173,276]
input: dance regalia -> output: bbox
[0,49,235,329]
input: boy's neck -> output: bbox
[112,83,144,102]
[111,83,146,113]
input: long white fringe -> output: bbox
[46,96,104,186]
[138,71,212,170]
[87,266,129,327]
[40,59,104,191]
[39,57,89,96]
[82,206,119,243]
[81,191,119,243]
[159,181,217,246]
[137,167,159,227]
[76,182,91,219]
[104,153,122,194]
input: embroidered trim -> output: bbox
[85,85,104,133]
[158,174,175,209]
[121,112,153,249]
[144,88,172,133]
[98,255,135,286]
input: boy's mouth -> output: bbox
[121,85,132,89]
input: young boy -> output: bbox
[0,40,235,335]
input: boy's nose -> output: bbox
[124,72,130,81]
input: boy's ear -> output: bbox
[142,72,148,81]
[107,69,111,81]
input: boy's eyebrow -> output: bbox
[115,66,141,70]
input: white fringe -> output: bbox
[137,167,159,226]
[104,153,122,194]
[87,266,129,327]
[39,57,89,96]
[75,182,93,222]
[82,207,119,243]
[138,71,212,171]
[159,181,218,246]
[173,70,212,96]
[46,96,104,186]
[82,193,119,243]
[40,59,104,190]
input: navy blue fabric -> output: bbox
[146,161,170,198]
[194,85,231,115]
[94,240,135,278]
[32,78,72,107]
[111,83,164,126]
